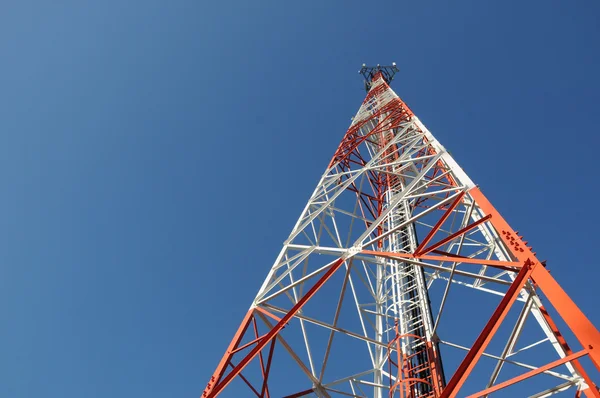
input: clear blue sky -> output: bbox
[0,1,599,397]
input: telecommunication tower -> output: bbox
[202,65,600,397]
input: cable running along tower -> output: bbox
[203,65,600,397]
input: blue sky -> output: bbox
[0,1,599,397]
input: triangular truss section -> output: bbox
[203,67,600,398]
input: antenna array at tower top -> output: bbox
[359,62,399,91]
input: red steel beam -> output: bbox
[439,260,535,397]
[414,191,465,255]
[467,350,589,398]
[362,250,522,270]
[231,334,265,355]
[203,309,254,396]
[417,214,492,256]
[282,388,315,398]
[470,186,600,371]
[254,306,282,323]
[536,305,600,398]
[253,317,269,397]
[260,339,276,398]
[205,257,347,397]
[226,361,261,397]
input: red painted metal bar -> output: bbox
[282,388,315,398]
[226,362,261,397]
[414,191,465,255]
[536,305,600,398]
[254,306,282,323]
[431,249,468,258]
[329,105,407,168]
[531,265,600,369]
[427,341,445,397]
[260,339,276,398]
[466,350,589,398]
[206,257,347,397]
[439,261,535,397]
[470,186,600,371]
[253,317,269,397]
[417,214,492,256]
[361,250,522,270]
[203,310,254,396]
[231,334,264,355]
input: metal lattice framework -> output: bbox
[202,67,600,398]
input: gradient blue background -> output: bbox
[1,1,599,396]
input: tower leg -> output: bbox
[470,187,600,370]
[439,261,535,397]
[203,257,347,397]
[202,309,254,397]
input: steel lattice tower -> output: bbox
[202,65,600,397]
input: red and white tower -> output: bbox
[202,65,600,397]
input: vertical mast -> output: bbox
[359,66,444,396]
